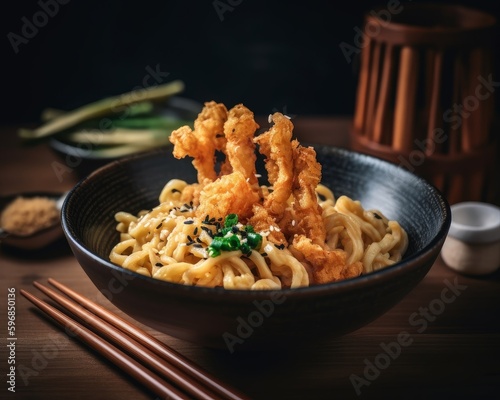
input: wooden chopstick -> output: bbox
[45,279,247,400]
[24,280,249,400]
[32,281,222,400]
[20,289,188,400]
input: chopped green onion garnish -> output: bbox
[206,214,263,258]
[240,243,251,256]
[210,236,224,250]
[208,247,221,257]
[246,232,262,250]
[225,214,238,228]
[221,235,240,251]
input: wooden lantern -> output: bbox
[351,4,497,204]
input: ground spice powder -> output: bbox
[0,196,59,236]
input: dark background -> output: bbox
[2,0,499,124]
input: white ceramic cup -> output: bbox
[441,202,500,275]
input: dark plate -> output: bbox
[61,146,450,351]
[49,96,202,178]
[0,191,64,250]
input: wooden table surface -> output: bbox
[1,118,499,400]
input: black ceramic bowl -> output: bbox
[61,147,450,351]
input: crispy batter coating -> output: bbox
[248,204,287,245]
[224,104,260,186]
[292,235,363,283]
[170,101,228,182]
[178,183,204,207]
[287,143,363,282]
[196,171,260,221]
[254,113,294,219]
[289,141,326,244]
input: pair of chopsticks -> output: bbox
[21,279,248,400]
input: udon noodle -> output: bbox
[110,102,408,290]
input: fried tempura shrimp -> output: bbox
[224,104,260,186]
[254,113,294,219]
[292,235,363,283]
[156,101,406,287]
[248,204,287,246]
[170,101,228,183]
[196,171,260,222]
[289,142,326,244]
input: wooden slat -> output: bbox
[373,44,395,144]
[393,46,419,152]
[365,41,382,139]
[426,50,444,156]
[353,37,372,133]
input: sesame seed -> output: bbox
[264,244,273,253]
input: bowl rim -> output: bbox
[61,146,451,299]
